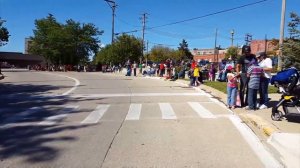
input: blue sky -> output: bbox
[0,0,299,53]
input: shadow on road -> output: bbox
[0,124,90,163]
[0,82,106,163]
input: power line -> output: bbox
[147,0,270,30]
[115,15,140,28]
[148,41,177,47]
[115,0,270,36]
[148,29,212,40]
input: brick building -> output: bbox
[250,40,278,55]
[192,48,226,63]
[191,39,278,64]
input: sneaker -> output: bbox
[245,106,255,110]
[259,104,268,110]
[256,103,260,109]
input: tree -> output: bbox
[0,18,9,47]
[225,46,238,60]
[267,38,279,56]
[178,39,193,60]
[29,14,103,66]
[64,19,103,64]
[148,45,179,63]
[282,12,300,69]
[30,14,64,65]
[96,34,142,65]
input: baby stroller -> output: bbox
[270,67,300,121]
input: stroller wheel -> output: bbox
[271,110,283,121]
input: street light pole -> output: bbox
[214,28,218,63]
[230,29,234,47]
[104,0,116,43]
[278,0,286,71]
[140,13,148,64]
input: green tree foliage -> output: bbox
[148,45,181,63]
[288,12,300,39]
[29,14,103,65]
[178,39,193,60]
[0,18,9,47]
[282,12,300,69]
[149,45,172,62]
[225,46,238,60]
[267,38,279,56]
[96,34,142,65]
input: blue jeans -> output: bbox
[239,73,249,107]
[190,77,195,86]
[227,86,237,107]
[248,88,258,109]
[259,78,270,106]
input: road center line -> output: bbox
[60,75,80,96]
[36,72,80,96]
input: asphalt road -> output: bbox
[0,70,283,168]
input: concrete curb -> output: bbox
[238,113,280,137]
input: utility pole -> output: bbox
[265,34,268,53]
[230,29,234,46]
[104,0,117,43]
[245,33,252,46]
[140,13,148,64]
[278,0,286,71]
[214,28,218,63]
[146,40,149,66]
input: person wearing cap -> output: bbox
[256,51,273,109]
[226,65,238,109]
[236,45,257,107]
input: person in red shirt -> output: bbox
[191,60,196,69]
[159,61,165,77]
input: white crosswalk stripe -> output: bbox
[187,102,217,118]
[125,104,142,120]
[38,105,79,125]
[159,103,177,120]
[81,104,110,124]
[4,107,42,123]
[1,102,222,126]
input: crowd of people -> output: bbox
[123,58,211,84]
[226,45,273,111]
[120,45,274,112]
